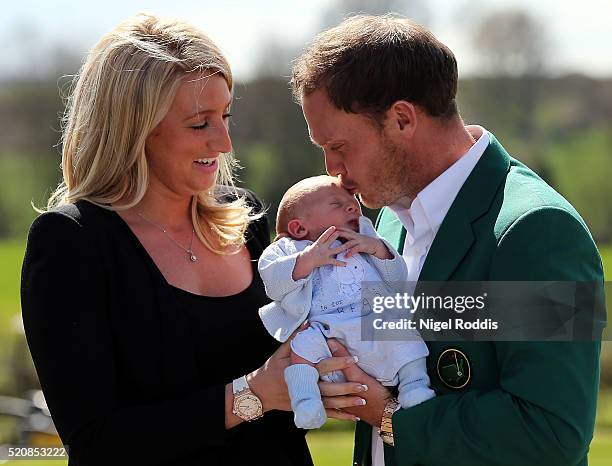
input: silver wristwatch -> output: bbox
[232,375,264,422]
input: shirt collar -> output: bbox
[389,125,490,239]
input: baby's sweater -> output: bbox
[258,216,408,342]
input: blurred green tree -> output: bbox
[544,129,612,242]
[471,8,550,152]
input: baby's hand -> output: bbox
[335,228,393,260]
[292,226,350,280]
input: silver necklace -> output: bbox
[137,212,198,262]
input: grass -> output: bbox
[0,240,26,396]
[0,240,25,331]
[0,431,610,466]
[602,246,612,280]
[305,408,612,466]
[307,428,355,465]
[308,426,612,466]
[1,242,611,465]
[590,428,612,466]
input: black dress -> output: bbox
[21,189,313,466]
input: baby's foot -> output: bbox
[293,398,327,429]
[284,364,328,429]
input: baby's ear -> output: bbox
[287,219,308,239]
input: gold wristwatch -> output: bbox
[379,397,400,446]
[232,375,264,422]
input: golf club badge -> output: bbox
[437,348,471,389]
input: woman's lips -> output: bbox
[193,158,218,172]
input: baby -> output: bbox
[258,175,434,429]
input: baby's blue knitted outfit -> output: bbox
[258,216,434,429]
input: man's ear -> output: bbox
[287,219,308,239]
[387,100,417,137]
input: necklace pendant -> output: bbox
[189,253,198,262]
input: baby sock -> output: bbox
[284,364,327,429]
[397,358,436,408]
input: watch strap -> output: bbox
[379,397,400,446]
[232,375,250,395]
[231,375,264,422]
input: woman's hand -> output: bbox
[247,324,370,422]
[318,339,393,427]
[311,350,367,422]
[247,329,300,413]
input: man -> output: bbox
[291,14,605,466]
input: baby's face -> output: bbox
[302,182,362,241]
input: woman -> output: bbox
[20,14,366,465]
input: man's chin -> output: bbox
[357,192,384,210]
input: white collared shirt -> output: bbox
[371,125,490,466]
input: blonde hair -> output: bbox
[275,175,338,240]
[47,13,260,254]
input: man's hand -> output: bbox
[293,226,349,280]
[335,228,393,260]
[318,339,392,427]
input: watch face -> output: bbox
[236,394,262,418]
[381,433,394,446]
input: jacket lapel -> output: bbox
[417,206,474,281]
[376,135,511,281]
[418,134,511,281]
[360,135,512,466]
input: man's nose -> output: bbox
[324,151,345,177]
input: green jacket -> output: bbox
[353,134,605,466]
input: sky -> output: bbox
[1,0,611,81]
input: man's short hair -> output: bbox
[291,14,458,121]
